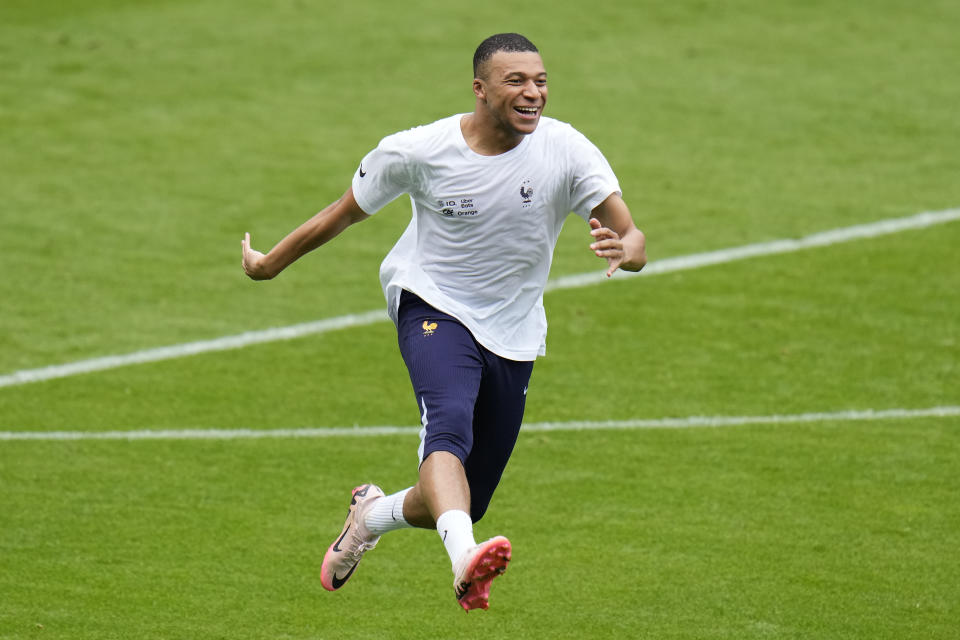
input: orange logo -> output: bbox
[422,320,438,336]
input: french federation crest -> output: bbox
[520,179,534,208]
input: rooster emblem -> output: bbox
[520,184,534,203]
[422,320,438,336]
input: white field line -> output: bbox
[545,207,960,291]
[2,207,958,389]
[0,309,389,389]
[1,406,957,441]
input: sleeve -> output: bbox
[566,128,622,221]
[351,133,414,215]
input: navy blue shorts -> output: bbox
[397,290,534,522]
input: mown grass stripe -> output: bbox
[2,207,958,389]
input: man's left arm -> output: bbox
[589,193,647,277]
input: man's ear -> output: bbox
[473,78,485,101]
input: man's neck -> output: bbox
[460,113,525,156]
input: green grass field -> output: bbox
[2,0,959,638]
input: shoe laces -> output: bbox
[344,525,379,563]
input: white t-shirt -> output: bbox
[351,114,621,361]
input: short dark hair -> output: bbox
[473,33,539,78]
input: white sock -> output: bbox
[364,488,413,536]
[436,509,476,569]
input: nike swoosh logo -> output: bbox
[332,525,350,553]
[359,164,367,177]
[332,563,358,589]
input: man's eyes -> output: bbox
[505,78,547,85]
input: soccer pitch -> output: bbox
[2,1,958,638]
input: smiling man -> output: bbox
[462,38,547,152]
[241,33,646,611]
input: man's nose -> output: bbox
[522,80,541,98]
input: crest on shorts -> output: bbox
[422,320,438,336]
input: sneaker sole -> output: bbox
[457,536,511,611]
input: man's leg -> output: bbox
[401,450,470,527]
[441,346,530,610]
[407,451,481,579]
[463,350,534,522]
[392,289,483,539]
[393,292,512,610]
[401,450,510,612]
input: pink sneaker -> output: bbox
[320,484,384,591]
[452,536,512,611]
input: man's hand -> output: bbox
[241,232,273,280]
[588,218,626,277]
[589,194,647,278]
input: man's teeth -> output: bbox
[516,107,538,114]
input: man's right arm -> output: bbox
[241,187,370,280]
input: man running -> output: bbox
[241,32,646,611]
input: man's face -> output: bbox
[474,51,548,137]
